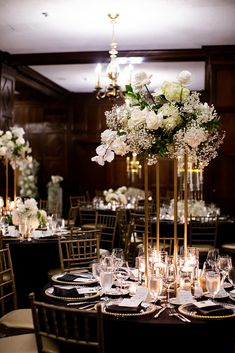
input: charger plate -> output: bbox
[45,286,100,301]
[97,302,157,318]
[52,272,98,285]
[179,302,235,320]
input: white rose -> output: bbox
[177,70,192,86]
[146,111,163,130]
[133,72,152,90]
[128,108,147,129]
[184,127,207,148]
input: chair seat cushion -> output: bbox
[0,333,59,353]
[0,309,33,330]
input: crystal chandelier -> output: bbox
[95,13,127,100]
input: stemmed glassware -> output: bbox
[164,256,177,308]
[148,272,163,303]
[111,248,124,270]
[228,266,235,288]
[205,269,221,301]
[217,254,232,287]
[206,248,220,270]
[99,259,114,301]
[115,261,131,295]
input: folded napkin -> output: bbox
[57,273,95,283]
[105,304,142,313]
[53,285,98,298]
[187,303,234,317]
[53,286,79,297]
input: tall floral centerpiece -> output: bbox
[12,198,47,239]
[92,70,225,280]
[0,126,32,208]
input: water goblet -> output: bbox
[99,266,114,301]
[205,269,221,301]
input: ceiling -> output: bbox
[1,0,235,93]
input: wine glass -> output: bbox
[111,248,124,270]
[217,254,232,287]
[206,248,220,269]
[148,273,163,303]
[205,269,221,301]
[164,256,177,308]
[115,261,131,294]
[228,266,235,288]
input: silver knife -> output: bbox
[154,306,166,318]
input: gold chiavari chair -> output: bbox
[0,245,34,336]
[29,292,105,353]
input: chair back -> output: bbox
[29,292,105,353]
[79,207,97,228]
[58,229,101,272]
[189,215,218,251]
[96,213,118,252]
[0,245,17,317]
[69,195,86,207]
[67,206,79,227]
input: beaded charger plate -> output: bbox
[45,286,100,301]
[97,302,157,318]
[178,302,235,320]
[52,272,98,285]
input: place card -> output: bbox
[176,289,194,304]
[119,286,148,307]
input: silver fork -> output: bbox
[168,307,191,322]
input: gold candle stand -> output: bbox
[156,160,160,252]
[144,158,149,286]
[184,153,188,255]
[173,158,178,264]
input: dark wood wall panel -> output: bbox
[0,64,15,130]
[213,65,235,108]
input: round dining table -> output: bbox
[40,274,235,353]
[3,236,60,308]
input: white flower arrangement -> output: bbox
[12,198,47,229]
[166,199,219,221]
[92,70,225,166]
[103,186,127,205]
[0,126,31,168]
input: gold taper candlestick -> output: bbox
[173,158,178,264]
[184,153,188,255]
[144,158,149,286]
[5,158,9,210]
[156,159,160,252]
[14,167,18,207]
